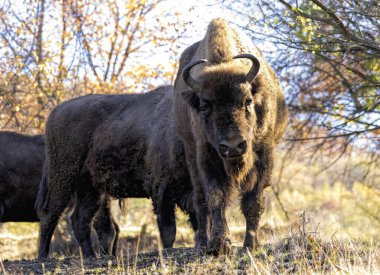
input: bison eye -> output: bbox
[245,99,253,107]
[245,99,253,114]
[199,103,211,117]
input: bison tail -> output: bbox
[35,161,49,217]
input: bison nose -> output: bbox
[219,139,247,158]
[219,143,230,157]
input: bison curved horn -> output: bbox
[182,59,207,90]
[233,54,260,83]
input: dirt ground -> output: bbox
[2,246,257,274]
[1,197,379,274]
[0,225,257,274]
[3,237,378,274]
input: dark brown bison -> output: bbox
[0,131,44,222]
[36,86,196,260]
[173,19,288,255]
[0,131,119,255]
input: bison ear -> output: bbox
[181,90,200,110]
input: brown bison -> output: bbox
[36,86,197,260]
[0,131,44,222]
[173,19,288,254]
[0,131,119,255]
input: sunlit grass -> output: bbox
[1,155,379,273]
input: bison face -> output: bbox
[181,55,260,175]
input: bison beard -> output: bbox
[173,18,288,255]
[36,86,197,261]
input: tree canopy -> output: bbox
[0,0,186,131]
[227,0,380,154]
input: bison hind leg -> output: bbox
[38,194,70,261]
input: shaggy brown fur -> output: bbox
[0,131,119,255]
[173,18,288,255]
[36,86,196,261]
[0,131,44,222]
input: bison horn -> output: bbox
[233,54,260,83]
[182,59,207,90]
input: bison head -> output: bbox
[181,54,260,176]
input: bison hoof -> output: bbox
[195,244,207,256]
[195,232,208,254]
[243,235,260,250]
[195,239,208,255]
[207,237,231,256]
[38,256,48,263]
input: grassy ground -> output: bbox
[1,191,379,274]
[1,153,379,273]
[2,228,379,274]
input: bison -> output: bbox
[0,131,119,255]
[36,86,197,260]
[0,131,44,222]
[173,18,288,255]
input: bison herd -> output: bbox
[0,19,287,261]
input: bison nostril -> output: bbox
[219,144,230,157]
[237,140,247,153]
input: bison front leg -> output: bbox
[157,202,176,248]
[111,220,120,256]
[184,147,209,252]
[71,183,101,258]
[187,208,199,233]
[206,183,230,255]
[193,188,210,252]
[93,195,119,256]
[241,186,265,250]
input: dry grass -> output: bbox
[1,153,379,273]
[2,226,379,274]
[1,196,379,274]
